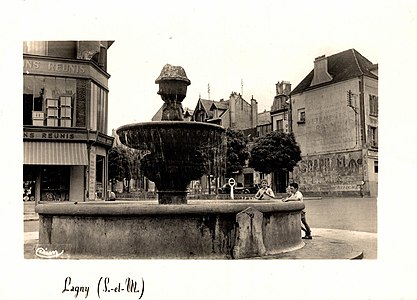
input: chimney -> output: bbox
[276,81,291,96]
[310,55,333,86]
[251,96,258,128]
[229,92,236,128]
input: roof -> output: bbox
[199,99,216,112]
[258,110,271,125]
[210,100,229,110]
[291,49,378,95]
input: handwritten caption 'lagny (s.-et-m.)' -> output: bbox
[62,276,144,299]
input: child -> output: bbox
[283,182,312,239]
[255,179,276,200]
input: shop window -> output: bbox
[23,76,46,126]
[95,155,105,199]
[23,75,76,127]
[41,166,70,201]
[23,165,38,201]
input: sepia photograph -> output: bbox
[2,0,417,299]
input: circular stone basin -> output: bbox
[116,121,226,204]
[117,121,225,152]
[36,200,305,259]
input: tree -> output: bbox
[249,131,301,174]
[226,128,250,177]
[108,146,131,191]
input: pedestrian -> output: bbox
[254,179,276,200]
[283,182,312,239]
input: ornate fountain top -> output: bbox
[155,64,191,85]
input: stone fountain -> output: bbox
[35,64,305,259]
[116,64,225,204]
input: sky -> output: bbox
[15,0,410,135]
[104,0,387,133]
[2,1,417,299]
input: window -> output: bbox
[297,108,305,124]
[369,95,378,116]
[23,75,76,127]
[90,82,108,133]
[46,98,59,126]
[23,76,46,125]
[368,126,378,147]
[60,96,72,127]
[40,166,70,201]
[23,41,47,55]
[276,119,284,132]
[374,161,378,173]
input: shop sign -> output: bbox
[24,59,86,75]
[24,130,87,141]
[23,58,109,87]
[96,135,113,146]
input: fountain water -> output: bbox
[35,64,305,259]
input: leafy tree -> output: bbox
[226,128,250,177]
[108,146,131,191]
[249,131,301,174]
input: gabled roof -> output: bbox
[209,100,229,111]
[193,98,230,120]
[291,49,378,95]
[198,99,216,112]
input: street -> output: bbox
[304,197,377,233]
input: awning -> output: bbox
[24,142,88,165]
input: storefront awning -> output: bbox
[24,142,88,165]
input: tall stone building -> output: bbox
[271,81,291,133]
[23,41,114,202]
[290,49,378,196]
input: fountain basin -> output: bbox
[117,121,226,204]
[36,200,305,259]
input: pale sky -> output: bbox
[17,0,405,135]
[100,0,388,133]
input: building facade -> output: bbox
[23,41,114,202]
[191,92,258,130]
[271,81,291,133]
[189,93,259,192]
[290,49,378,196]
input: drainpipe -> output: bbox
[288,95,292,133]
[359,75,366,147]
[359,75,367,196]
